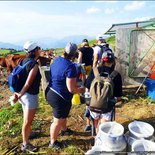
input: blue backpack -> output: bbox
[8,59,33,92]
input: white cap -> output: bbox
[23,41,39,52]
[96,35,106,42]
[65,42,78,55]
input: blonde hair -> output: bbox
[81,42,89,47]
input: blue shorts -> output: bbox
[45,87,72,119]
[84,107,90,118]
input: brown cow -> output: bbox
[0,56,7,68]
[0,56,7,74]
[5,54,26,72]
[4,54,52,72]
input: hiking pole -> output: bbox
[135,70,151,95]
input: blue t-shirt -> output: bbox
[49,56,77,101]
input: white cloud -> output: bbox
[134,17,153,22]
[124,1,145,11]
[0,11,85,42]
[0,10,109,42]
[86,7,101,14]
[104,8,114,14]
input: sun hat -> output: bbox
[23,41,39,52]
[96,35,106,43]
[65,42,78,55]
[102,51,115,62]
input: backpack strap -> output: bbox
[109,70,118,80]
[19,59,34,68]
[93,67,100,78]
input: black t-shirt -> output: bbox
[21,58,41,95]
[78,46,94,66]
[85,66,123,97]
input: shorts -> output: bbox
[85,65,92,75]
[19,92,38,110]
[89,110,112,121]
[45,87,72,119]
[84,106,90,117]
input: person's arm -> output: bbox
[93,53,98,67]
[77,51,83,64]
[15,64,39,99]
[84,69,94,90]
[93,47,99,67]
[66,77,85,94]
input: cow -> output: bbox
[5,54,26,72]
[0,56,7,74]
[4,53,52,72]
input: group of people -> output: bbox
[12,35,123,153]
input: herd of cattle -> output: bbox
[0,50,55,73]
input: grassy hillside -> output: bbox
[85,35,115,49]
[0,49,24,56]
[0,49,11,56]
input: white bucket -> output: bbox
[125,130,155,152]
[124,131,137,152]
[85,146,115,155]
[128,121,154,140]
[132,139,155,152]
[97,122,127,152]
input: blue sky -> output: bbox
[0,1,154,43]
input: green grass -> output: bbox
[106,35,116,51]
[14,51,25,55]
[0,49,11,56]
[0,103,23,137]
[0,49,24,56]
[55,48,64,56]
[63,145,82,154]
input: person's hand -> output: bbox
[13,93,19,103]
[79,86,85,94]
[14,93,22,100]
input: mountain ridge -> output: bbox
[0,35,95,50]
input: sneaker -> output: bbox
[60,128,74,136]
[84,125,92,132]
[21,143,37,153]
[49,140,63,149]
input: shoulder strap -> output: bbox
[93,67,100,77]
[106,44,109,48]
[109,70,118,80]
[21,59,34,68]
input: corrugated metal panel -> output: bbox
[105,19,155,35]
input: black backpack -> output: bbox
[97,44,113,60]
[89,67,118,113]
[8,59,33,93]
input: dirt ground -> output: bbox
[0,69,155,154]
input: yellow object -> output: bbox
[72,94,81,105]
[85,65,92,75]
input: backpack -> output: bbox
[89,67,118,113]
[97,44,113,60]
[8,59,33,93]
